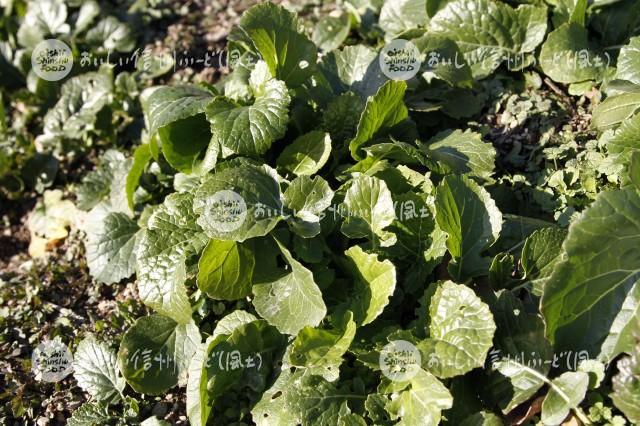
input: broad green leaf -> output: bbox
[384,369,453,426]
[521,227,567,296]
[67,402,115,426]
[277,131,332,176]
[435,175,502,281]
[202,320,286,411]
[283,175,334,238]
[341,175,397,247]
[73,336,125,403]
[419,281,496,378]
[41,72,112,141]
[413,35,473,88]
[206,62,290,158]
[344,245,396,325]
[186,337,213,426]
[157,114,211,173]
[290,311,356,381]
[607,113,640,169]
[141,85,214,135]
[460,411,503,426]
[420,129,496,180]
[349,80,408,159]
[252,369,352,426]
[126,144,152,211]
[212,310,258,339]
[136,192,208,324]
[118,314,201,395]
[485,291,552,413]
[197,239,255,300]
[253,240,327,335]
[76,150,130,212]
[86,16,134,53]
[17,0,70,47]
[319,45,387,98]
[85,212,139,285]
[611,341,640,423]
[429,0,547,78]
[541,372,589,426]
[617,36,640,85]
[229,3,317,87]
[379,0,428,41]
[539,23,606,84]
[193,163,283,242]
[541,187,640,360]
[592,92,640,131]
[312,13,351,52]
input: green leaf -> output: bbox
[67,402,115,426]
[541,372,589,426]
[229,2,317,87]
[343,245,396,326]
[460,411,503,426]
[17,0,70,47]
[420,129,496,180]
[379,0,428,41]
[413,35,473,88]
[541,187,640,360]
[319,45,387,98]
[85,212,139,285]
[277,131,332,176]
[384,369,453,426]
[118,314,200,395]
[419,281,496,378]
[206,62,290,158]
[592,92,640,131]
[539,23,606,84]
[429,0,547,78]
[607,112,640,169]
[73,336,125,403]
[485,291,553,413]
[617,36,640,85]
[157,114,212,173]
[290,311,356,381]
[136,192,208,324]
[186,337,212,426]
[86,16,135,52]
[76,150,129,212]
[435,175,502,281]
[193,163,283,242]
[202,320,287,413]
[252,369,352,426]
[197,239,255,300]
[126,144,152,211]
[41,72,113,141]
[253,240,327,335]
[141,85,214,135]
[283,175,334,238]
[212,310,258,338]
[312,13,351,52]
[341,175,397,247]
[521,227,567,296]
[611,341,640,423]
[349,80,408,160]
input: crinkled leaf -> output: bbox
[73,336,125,403]
[193,163,283,242]
[283,175,334,238]
[611,342,640,423]
[419,281,496,378]
[616,36,640,85]
[379,0,428,41]
[86,16,135,52]
[67,402,115,426]
[136,192,208,324]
